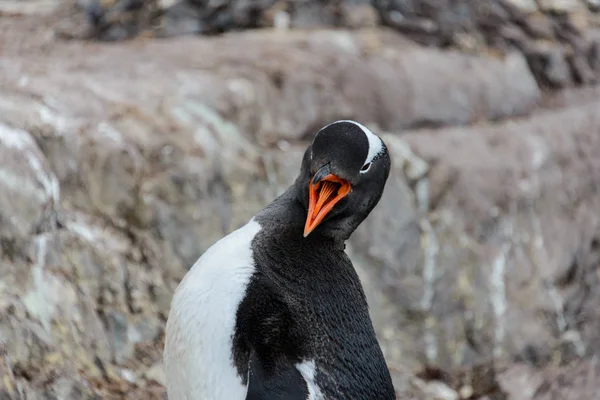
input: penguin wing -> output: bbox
[236,278,312,400]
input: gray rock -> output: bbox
[589,0,600,11]
[156,1,203,37]
[144,362,167,387]
[2,18,600,399]
[497,358,600,400]
[538,0,583,12]
[505,0,539,13]
[353,101,600,372]
[373,0,600,87]
[0,124,57,239]
[525,42,573,87]
[365,48,540,130]
[523,13,556,39]
[49,0,600,87]
[339,2,379,28]
[571,52,598,83]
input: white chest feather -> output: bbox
[296,360,325,400]
[164,219,261,400]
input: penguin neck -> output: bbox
[254,184,345,251]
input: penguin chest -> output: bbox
[164,220,261,400]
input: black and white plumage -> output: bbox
[164,120,395,400]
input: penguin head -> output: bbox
[296,120,391,240]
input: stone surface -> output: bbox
[505,0,539,13]
[38,0,600,89]
[524,42,573,87]
[538,0,583,12]
[5,26,540,143]
[374,0,600,87]
[53,0,382,39]
[2,11,600,400]
[369,102,600,371]
[497,358,600,400]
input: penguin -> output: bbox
[164,120,395,400]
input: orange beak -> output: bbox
[303,173,352,237]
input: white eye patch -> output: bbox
[317,119,384,174]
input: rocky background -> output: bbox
[1,0,600,399]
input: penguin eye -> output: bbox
[360,162,372,173]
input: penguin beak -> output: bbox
[304,165,352,237]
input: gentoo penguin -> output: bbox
[164,120,395,400]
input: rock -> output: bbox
[0,124,58,239]
[156,1,203,37]
[524,42,573,87]
[144,362,167,387]
[532,358,600,400]
[544,46,574,86]
[570,52,598,83]
[48,0,600,87]
[589,0,600,11]
[0,225,171,398]
[590,36,600,73]
[290,1,337,28]
[410,379,459,400]
[0,0,60,16]
[55,0,380,39]
[9,28,538,144]
[339,2,379,29]
[2,11,600,399]
[349,101,600,372]
[497,363,544,400]
[540,83,600,108]
[505,0,539,14]
[523,13,556,40]
[376,9,442,46]
[365,48,540,130]
[497,358,600,400]
[499,23,530,47]
[538,0,584,12]
[373,0,599,87]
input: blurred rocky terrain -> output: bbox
[1,1,600,399]
[48,0,600,88]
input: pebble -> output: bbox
[538,0,583,12]
[505,0,539,13]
